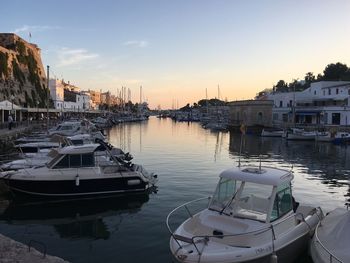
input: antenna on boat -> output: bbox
[259,155,262,171]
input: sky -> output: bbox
[2,0,350,109]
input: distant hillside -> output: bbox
[0,33,49,107]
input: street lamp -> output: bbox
[10,95,15,120]
[36,101,39,121]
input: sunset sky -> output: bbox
[2,0,350,109]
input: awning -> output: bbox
[295,111,320,116]
[0,100,22,110]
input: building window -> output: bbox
[314,90,316,95]
[282,114,288,122]
[328,89,331,95]
[289,100,292,107]
[279,101,283,107]
[336,88,339,94]
[323,90,325,96]
[273,113,278,120]
[257,112,263,122]
[332,113,340,125]
[324,113,328,124]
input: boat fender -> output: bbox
[270,252,278,263]
[76,175,80,186]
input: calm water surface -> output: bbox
[0,117,349,262]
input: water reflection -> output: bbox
[0,194,149,240]
[229,133,350,206]
[0,118,348,263]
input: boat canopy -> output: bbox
[219,166,293,186]
[58,144,100,155]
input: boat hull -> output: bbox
[5,176,148,197]
[171,232,309,263]
[261,130,284,137]
[286,134,315,141]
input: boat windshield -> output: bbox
[209,178,273,222]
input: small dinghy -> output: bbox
[167,165,323,263]
[310,207,350,263]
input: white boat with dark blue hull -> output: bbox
[167,166,323,263]
[1,144,157,197]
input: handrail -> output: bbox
[166,196,211,234]
[313,221,343,263]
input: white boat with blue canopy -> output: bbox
[167,165,323,263]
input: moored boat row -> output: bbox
[261,127,350,144]
[0,119,157,198]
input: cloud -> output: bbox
[13,25,61,34]
[123,40,149,48]
[56,47,99,67]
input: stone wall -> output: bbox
[0,33,47,108]
[227,100,273,127]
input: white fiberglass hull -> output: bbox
[261,130,284,137]
[310,208,350,263]
[170,208,321,263]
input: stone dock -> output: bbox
[0,194,68,262]
[0,125,35,153]
[0,233,68,263]
[0,124,68,262]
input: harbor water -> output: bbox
[0,117,349,262]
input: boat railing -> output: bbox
[166,196,212,254]
[313,221,343,263]
[167,198,322,256]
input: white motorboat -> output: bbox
[15,141,60,158]
[310,207,350,263]
[284,128,316,141]
[167,165,323,263]
[316,131,350,144]
[49,119,97,136]
[1,138,133,171]
[261,128,284,137]
[1,144,157,197]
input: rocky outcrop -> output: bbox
[0,33,49,108]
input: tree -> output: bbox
[304,72,315,84]
[322,63,350,81]
[274,80,288,92]
[288,79,304,92]
[180,103,191,111]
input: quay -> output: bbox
[0,121,53,152]
[0,233,68,263]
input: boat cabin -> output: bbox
[209,166,294,223]
[16,142,60,154]
[47,144,100,169]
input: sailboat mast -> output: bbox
[206,88,209,114]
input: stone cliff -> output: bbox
[0,33,49,107]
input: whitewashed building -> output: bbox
[49,79,92,112]
[266,81,350,126]
[49,79,65,110]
